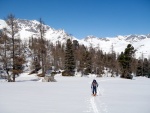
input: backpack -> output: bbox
[92,81,97,87]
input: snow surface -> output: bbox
[0,73,150,113]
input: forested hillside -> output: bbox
[0,14,150,82]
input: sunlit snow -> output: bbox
[0,73,150,113]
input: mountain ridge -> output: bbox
[0,18,150,58]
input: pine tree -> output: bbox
[118,44,135,79]
[78,45,86,73]
[143,58,149,76]
[84,51,92,75]
[80,48,92,75]
[136,59,142,76]
[96,50,104,77]
[64,39,75,76]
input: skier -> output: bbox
[91,79,98,96]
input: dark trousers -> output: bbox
[92,87,97,94]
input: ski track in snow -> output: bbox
[87,81,108,113]
[90,96,99,113]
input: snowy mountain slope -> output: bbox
[82,35,150,58]
[0,20,7,29]
[0,19,78,43]
[0,19,150,58]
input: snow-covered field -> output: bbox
[0,74,150,113]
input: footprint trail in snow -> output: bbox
[86,81,108,113]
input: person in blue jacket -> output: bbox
[91,79,98,96]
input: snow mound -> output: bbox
[15,73,40,82]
